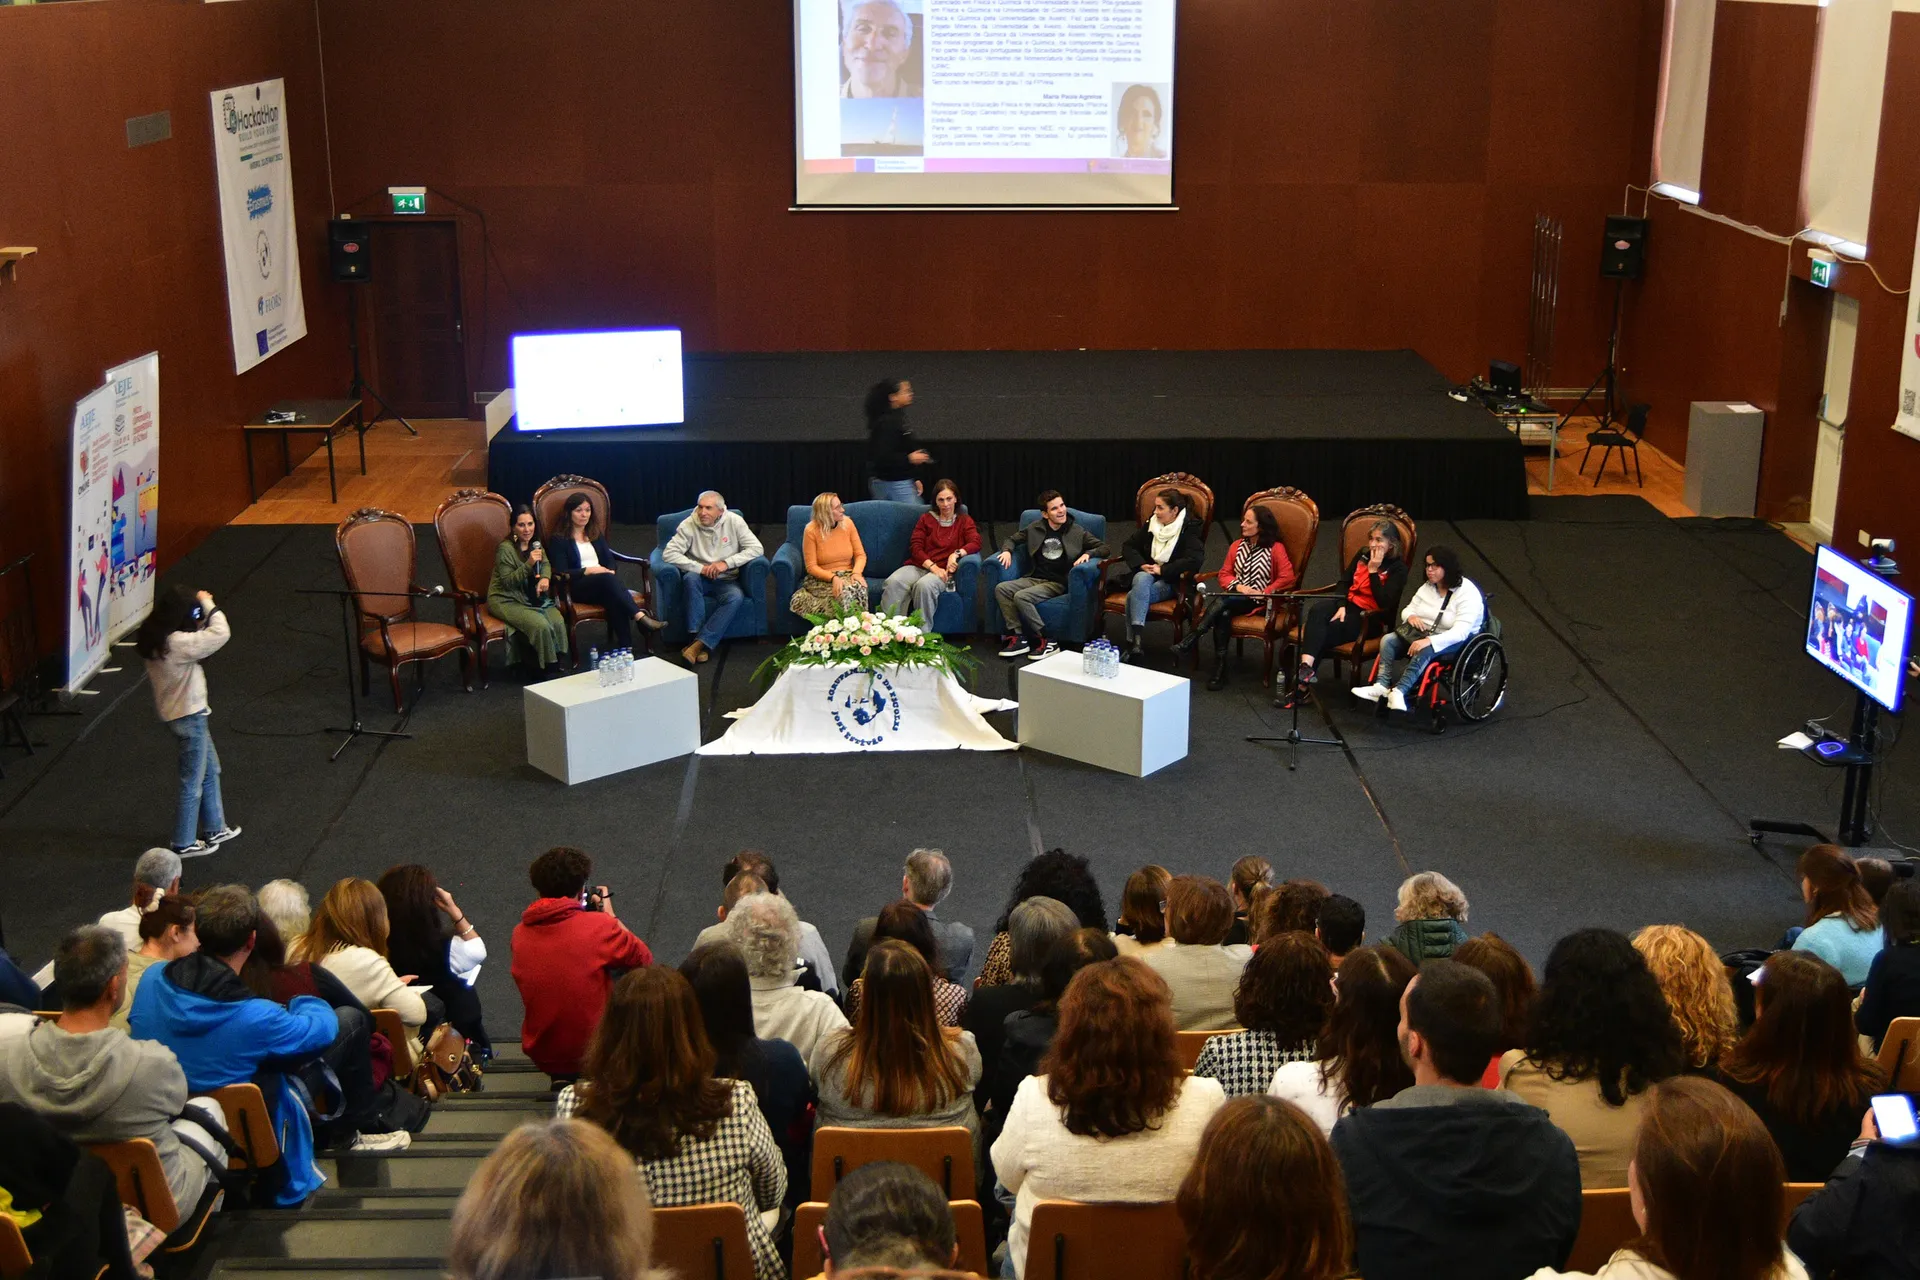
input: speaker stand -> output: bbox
[1558,277,1625,433]
[345,288,417,437]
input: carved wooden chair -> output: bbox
[531,474,653,664]
[1191,487,1319,683]
[1099,472,1215,649]
[335,508,473,712]
[1313,503,1418,687]
[433,488,513,686]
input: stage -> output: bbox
[486,350,1527,526]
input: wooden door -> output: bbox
[367,220,468,418]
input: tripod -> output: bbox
[295,586,415,761]
[1244,589,1347,770]
[1559,277,1626,432]
[345,289,417,436]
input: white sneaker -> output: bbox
[1386,689,1409,712]
[1353,683,1388,702]
[206,825,243,847]
[349,1130,412,1153]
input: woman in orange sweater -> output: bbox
[791,491,869,618]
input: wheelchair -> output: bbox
[1367,611,1509,734]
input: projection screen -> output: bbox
[793,0,1177,208]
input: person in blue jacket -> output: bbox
[129,884,338,1205]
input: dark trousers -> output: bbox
[1194,593,1266,642]
[569,573,638,647]
[320,1005,380,1138]
[1300,598,1369,664]
[23,1151,138,1280]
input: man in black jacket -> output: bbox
[993,490,1108,659]
[1789,1106,1920,1280]
[1331,960,1580,1280]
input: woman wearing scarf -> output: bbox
[1118,489,1204,663]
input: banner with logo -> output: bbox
[210,78,306,374]
[104,353,160,640]
[699,663,1017,755]
[67,383,115,691]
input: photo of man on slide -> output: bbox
[1114,83,1169,158]
[841,0,922,98]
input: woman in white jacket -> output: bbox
[1354,545,1485,713]
[295,877,433,1036]
[134,585,242,856]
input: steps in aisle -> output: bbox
[316,1146,497,1190]
[216,1210,453,1262]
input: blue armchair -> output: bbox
[648,508,772,644]
[978,507,1110,643]
[769,501,981,635]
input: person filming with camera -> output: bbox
[135,584,242,857]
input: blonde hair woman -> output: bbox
[1384,871,1469,963]
[449,1119,665,1280]
[791,491,869,619]
[1632,924,1740,1072]
[294,877,430,1030]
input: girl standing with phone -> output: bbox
[135,583,241,856]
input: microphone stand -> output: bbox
[295,584,450,761]
[1241,587,1349,770]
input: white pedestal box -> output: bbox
[1016,650,1189,777]
[524,658,700,784]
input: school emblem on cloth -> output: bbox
[828,668,901,746]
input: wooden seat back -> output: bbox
[1022,1199,1186,1280]
[372,1008,417,1080]
[89,1138,180,1236]
[1879,1016,1920,1091]
[792,1198,988,1278]
[1175,1030,1226,1070]
[211,1082,281,1169]
[0,1214,32,1280]
[811,1126,976,1201]
[650,1202,755,1280]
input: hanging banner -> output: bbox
[104,352,160,640]
[210,78,306,374]
[67,383,115,691]
[1897,204,1920,441]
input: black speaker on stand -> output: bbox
[328,217,416,437]
[1560,215,1648,433]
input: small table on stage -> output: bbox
[1017,650,1189,777]
[525,659,701,784]
[243,399,366,502]
[1489,398,1562,490]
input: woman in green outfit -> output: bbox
[489,504,570,676]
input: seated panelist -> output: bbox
[1173,505,1296,691]
[661,490,764,666]
[547,492,663,649]
[1278,520,1406,709]
[488,503,569,677]
[791,491,868,618]
[1353,545,1485,713]
[879,478,979,620]
[994,490,1108,660]
[1116,487,1203,664]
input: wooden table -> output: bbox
[243,399,366,502]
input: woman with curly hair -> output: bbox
[1269,945,1416,1134]
[1193,932,1334,1096]
[982,928,1118,1143]
[1111,865,1175,958]
[1384,871,1469,963]
[1251,879,1331,946]
[1499,928,1684,1188]
[556,967,786,1280]
[1788,844,1884,985]
[1453,932,1534,1087]
[814,941,981,1135]
[991,957,1225,1280]
[975,848,1107,987]
[1717,950,1885,1181]
[1224,856,1273,946]
[1631,924,1739,1073]
[1178,1096,1351,1280]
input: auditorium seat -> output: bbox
[769,499,981,635]
[1175,1029,1226,1069]
[1100,472,1215,650]
[336,507,474,711]
[793,1198,989,1276]
[977,506,1110,643]
[0,1215,32,1280]
[648,504,773,644]
[650,1203,755,1280]
[1022,1199,1187,1280]
[1878,1016,1920,1090]
[812,1125,977,1200]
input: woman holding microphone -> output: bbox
[135,584,240,856]
[489,503,569,678]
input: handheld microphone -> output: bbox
[429,584,446,597]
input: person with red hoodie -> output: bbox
[510,847,653,1083]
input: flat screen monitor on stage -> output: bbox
[510,329,685,432]
[1806,544,1913,713]
[792,0,1177,208]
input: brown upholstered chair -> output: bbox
[1295,502,1417,688]
[793,1199,989,1277]
[1023,1200,1187,1280]
[433,488,513,687]
[650,1203,755,1280]
[1190,487,1318,683]
[531,474,653,664]
[336,508,473,712]
[1100,473,1216,649]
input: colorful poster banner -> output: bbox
[67,384,115,690]
[104,353,160,641]
[210,78,306,374]
[1897,204,1920,442]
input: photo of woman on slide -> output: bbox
[841,0,922,98]
[1114,83,1169,158]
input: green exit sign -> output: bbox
[389,187,426,215]
[1809,256,1834,288]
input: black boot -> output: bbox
[1170,629,1201,659]
[1122,625,1145,664]
[1206,648,1229,691]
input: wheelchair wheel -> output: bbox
[1447,633,1508,723]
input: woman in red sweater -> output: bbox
[878,479,981,622]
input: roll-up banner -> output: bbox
[210,78,306,374]
[66,354,161,692]
[67,384,115,691]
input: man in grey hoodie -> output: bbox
[661,490,765,665]
[0,926,218,1215]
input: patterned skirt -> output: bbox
[790,574,869,619]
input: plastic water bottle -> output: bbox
[1102,641,1118,679]
[590,647,602,686]
[620,649,633,684]
[1082,645,1094,676]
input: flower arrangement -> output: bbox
[753,607,977,685]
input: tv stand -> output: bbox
[1750,688,1882,849]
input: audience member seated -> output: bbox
[1279,518,1408,708]
[1631,924,1739,1074]
[109,895,198,1033]
[1141,876,1252,1030]
[1856,855,1897,909]
[680,943,813,1211]
[730,891,849,1070]
[1530,1076,1810,1280]
[1334,960,1580,1280]
[102,848,184,951]
[792,491,870,617]
[697,851,840,997]
[1790,844,1885,986]
[1856,878,1920,1052]
[128,885,341,1203]
[257,878,311,951]
[1194,931,1334,1097]
[1178,1095,1351,1280]
[1271,945,1416,1133]
[1223,856,1273,946]
[993,957,1225,1279]
[448,1118,660,1280]
[0,927,220,1218]
[296,877,437,1047]
[1384,871,1470,963]
[557,967,786,1280]
[814,942,981,1135]
[815,1160,961,1279]
[661,490,765,666]
[1499,928,1683,1188]
[1789,1099,1920,1280]
[976,848,1107,988]
[983,929,1118,1141]
[877,479,980,622]
[1255,878,1331,943]
[1352,545,1486,713]
[510,847,654,1083]
[1315,894,1366,965]
[845,849,974,985]
[0,1101,140,1280]
[1111,864,1175,959]
[1717,950,1885,1181]
[846,901,970,1027]
[379,863,490,1058]
[1115,486,1204,664]
[1453,932,1534,1088]
[962,898,1077,1113]
[992,491,1110,660]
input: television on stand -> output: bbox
[509,328,685,433]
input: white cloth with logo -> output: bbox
[699,662,1017,754]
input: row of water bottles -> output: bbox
[590,647,638,687]
[1081,638,1121,679]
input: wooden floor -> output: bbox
[227,412,1697,526]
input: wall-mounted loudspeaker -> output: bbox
[1601,215,1647,279]
[329,218,371,282]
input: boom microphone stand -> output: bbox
[295,586,422,761]
[1237,586,1349,770]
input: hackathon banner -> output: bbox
[67,383,115,691]
[104,352,160,641]
[210,78,306,374]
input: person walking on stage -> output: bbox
[135,585,241,857]
[866,378,930,503]
[1277,520,1407,709]
[547,492,664,651]
[994,491,1108,660]
[489,504,569,678]
[661,490,764,666]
